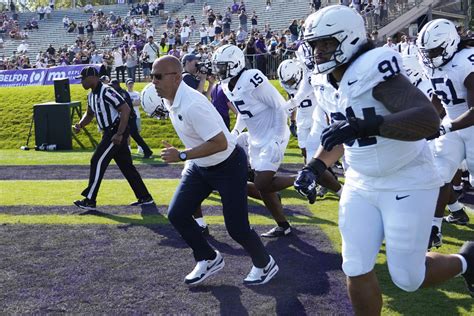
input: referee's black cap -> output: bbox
[75,66,99,79]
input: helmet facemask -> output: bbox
[307,34,345,75]
[419,42,451,68]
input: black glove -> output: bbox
[290,120,297,138]
[294,158,328,204]
[321,115,384,151]
[294,168,317,204]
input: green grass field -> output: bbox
[0,81,297,150]
[0,84,473,314]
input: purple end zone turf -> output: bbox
[0,221,351,314]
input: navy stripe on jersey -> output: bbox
[88,83,125,130]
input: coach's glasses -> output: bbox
[151,72,177,80]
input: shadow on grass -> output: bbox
[374,261,473,314]
[78,204,188,249]
[191,227,351,315]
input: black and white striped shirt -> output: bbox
[87,82,126,130]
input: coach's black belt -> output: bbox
[200,146,240,171]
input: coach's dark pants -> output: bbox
[167,145,270,267]
[82,126,151,201]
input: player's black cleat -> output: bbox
[459,241,474,297]
[427,226,442,251]
[443,208,470,225]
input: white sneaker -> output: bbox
[137,146,144,154]
[184,251,224,285]
[243,255,279,285]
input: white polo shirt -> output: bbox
[164,81,236,167]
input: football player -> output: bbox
[211,44,295,237]
[294,6,474,313]
[278,58,342,198]
[403,53,468,251]
[417,19,473,230]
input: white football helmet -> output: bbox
[402,54,426,86]
[211,44,246,82]
[416,19,460,69]
[303,5,367,74]
[140,83,168,119]
[277,59,304,94]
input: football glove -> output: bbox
[290,120,298,138]
[294,168,317,204]
[321,115,383,151]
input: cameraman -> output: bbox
[181,53,214,98]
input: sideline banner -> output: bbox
[0,64,102,87]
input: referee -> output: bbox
[154,56,278,285]
[72,66,153,210]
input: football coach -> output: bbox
[153,55,278,286]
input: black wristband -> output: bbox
[305,158,327,177]
[350,115,384,138]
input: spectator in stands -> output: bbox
[157,0,164,16]
[84,3,93,13]
[17,40,28,53]
[207,22,215,43]
[91,50,103,64]
[78,22,85,40]
[113,47,126,82]
[86,21,94,40]
[46,44,55,56]
[265,0,272,11]
[239,0,246,12]
[207,9,216,25]
[67,20,77,33]
[49,0,55,10]
[180,23,191,44]
[231,0,239,14]
[168,44,181,58]
[244,36,256,68]
[223,16,231,36]
[199,22,208,44]
[125,46,138,82]
[288,19,299,42]
[225,7,232,22]
[236,26,247,45]
[158,36,169,55]
[239,9,248,32]
[255,33,267,75]
[102,51,113,77]
[31,18,39,30]
[9,1,15,12]
[251,11,258,32]
[383,36,397,50]
[142,36,159,81]
[37,6,45,20]
[45,5,52,19]
[63,15,70,28]
[214,15,223,38]
[202,2,211,16]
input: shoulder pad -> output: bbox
[342,47,405,98]
[450,47,474,80]
[235,69,268,92]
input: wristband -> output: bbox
[440,122,452,135]
[305,158,327,177]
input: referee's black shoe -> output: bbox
[130,196,154,206]
[74,198,97,211]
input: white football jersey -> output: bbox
[222,69,289,147]
[284,70,316,130]
[313,47,441,191]
[425,48,474,120]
